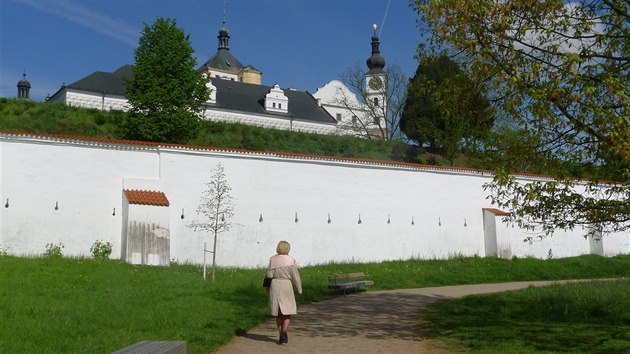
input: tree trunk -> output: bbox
[211,230,217,282]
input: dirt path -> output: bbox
[212,280,589,354]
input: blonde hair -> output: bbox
[276,241,291,255]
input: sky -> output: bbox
[0,0,422,102]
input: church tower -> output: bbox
[198,6,262,85]
[365,24,387,136]
[17,72,31,99]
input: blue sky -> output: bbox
[1,0,422,102]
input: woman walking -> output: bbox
[266,240,302,345]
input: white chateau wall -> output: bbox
[51,88,337,135]
[203,109,337,135]
[53,90,130,112]
[0,134,627,267]
[313,80,366,128]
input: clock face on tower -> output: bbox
[368,77,382,90]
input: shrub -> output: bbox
[90,240,113,260]
[44,242,64,258]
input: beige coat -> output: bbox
[266,254,302,316]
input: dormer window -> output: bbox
[265,83,289,113]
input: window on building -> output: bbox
[352,115,358,125]
[373,97,379,106]
[273,102,276,108]
[279,103,282,109]
[336,113,342,121]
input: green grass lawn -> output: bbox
[2,254,630,353]
[423,279,630,353]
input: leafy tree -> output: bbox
[336,64,408,141]
[400,54,493,162]
[124,17,208,143]
[188,163,234,282]
[411,0,629,236]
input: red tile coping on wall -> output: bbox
[0,129,495,174]
[123,189,170,207]
[483,208,508,216]
[0,129,620,184]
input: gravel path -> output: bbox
[213,280,590,354]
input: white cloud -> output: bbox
[17,0,139,47]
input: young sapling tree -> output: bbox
[188,163,234,281]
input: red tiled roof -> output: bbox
[483,208,508,216]
[123,189,169,207]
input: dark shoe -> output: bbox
[281,331,288,344]
[277,334,282,345]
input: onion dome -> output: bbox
[217,22,230,50]
[366,24,385,74]
[18,73,31,89]
[17,73,31,99]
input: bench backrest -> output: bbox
[328,272,366,283]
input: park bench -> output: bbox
[328,272,374,294]
[112,340,186,354]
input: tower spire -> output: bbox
[217,1,230,50]
[366,23,385,74]
[223,1,227,27]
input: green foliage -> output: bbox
[411,0,630,235]
[0,98,124,137]
[401,54,493,162]
[124,17,208,143]
[43,242,64,258]
[90,240,113,260]
[0,98,442,164]
[463,123,597,178]
[191,119,434,163]
[424,279,630,353]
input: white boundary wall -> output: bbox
[0,132,627,267]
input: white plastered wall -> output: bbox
[0,137,159,257]
[61,90,130,111]
[0,134,628,266]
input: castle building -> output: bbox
[47,21,387,137]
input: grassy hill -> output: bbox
[0,98,449,165]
